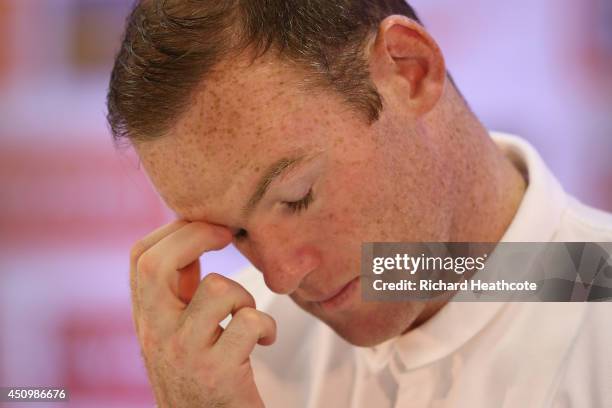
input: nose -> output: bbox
[247,227,321,295]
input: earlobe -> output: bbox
[370,15,446,115]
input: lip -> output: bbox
[317,276,360,312]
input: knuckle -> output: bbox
[245,291,257,308]
[136,252,159,277]
[220,330,241,349]
[130,240,147,265]
[202,273,230,296]
[235,307,261,328]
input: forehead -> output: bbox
[135,54,357,223]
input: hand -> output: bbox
[129,220,276,408]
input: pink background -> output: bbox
[0,1,610,407]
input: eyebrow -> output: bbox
[242,154,306,217]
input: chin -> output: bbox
[303,301,423,347]
[329,322,398,347]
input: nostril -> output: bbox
[262,250,322,295]
[262,272,291,295]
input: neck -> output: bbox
[438,89,527,242]
[450,127,526,242]
[407,91,527,331]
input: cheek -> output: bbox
[315,195,359,239]
[321,169,385,234]
[309,187,376,260]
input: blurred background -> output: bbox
[0,0,610,407]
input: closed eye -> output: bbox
[284,188,314,214]
[234,188,314,241]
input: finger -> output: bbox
[213,307,277,365]
[178,273,256,346]
[130,220,188,334]
[178,259,201,304]
[136,222,232,339]
[143,221,232,286]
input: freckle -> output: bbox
[254,166,260,173]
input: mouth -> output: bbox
[317,276,360,312]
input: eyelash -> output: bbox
[234,189,314,242]
[284,188,314,214]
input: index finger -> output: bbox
[135,222,233,339]
[130,220,189,335]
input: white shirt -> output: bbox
[235,132,612,408]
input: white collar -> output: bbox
[358,131,569,373]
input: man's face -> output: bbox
[135,55,453,346]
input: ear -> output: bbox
[369,15,446,117]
